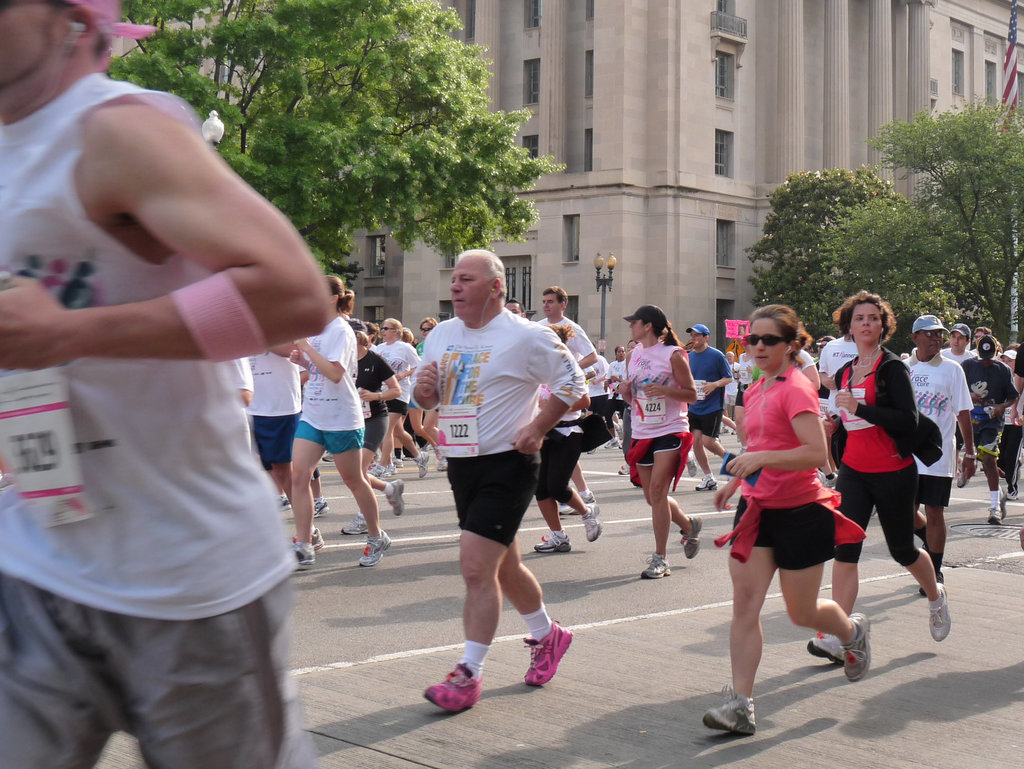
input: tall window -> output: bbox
[524,59,541,104]
[465,0,476,40]
[438,301,453,321]
[585,0,594,20]
[365,305,385,324]
[952,49,965,96]
[715,52,734,99]
[716,220,735,267]
[566,295,580,323]
[986,60,997,103]
[584,49,594,98]
[525,0,541,29]
[522,134,539,158]
[583,129,593,172]
[714,130,733,177]
[563,215,580,263]
[443,251,457,268]
[505,266,517,304]
[367,234,386,277]
[521,265,533,310]
[717,0,735,13]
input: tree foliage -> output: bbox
[113,0,558,274]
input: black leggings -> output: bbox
[536,432,583,504]
[834,463,920,566]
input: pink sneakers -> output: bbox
[424,664,482,713]
[524,622,573,686]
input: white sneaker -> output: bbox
[582,503,603,542]
[368,463,388,478]
[293,540,315,570]
[381,463,397,478]
[359,531,391,567]
[686,456,698,477]
[415,452,430,479]
[581,489,596,505]
[279,494,291,511]
[929,585,951,642]
[558,502,575,516]
[806,632,844,665]
[437,454,448,472]
[313,497,329,518]
[393,456,404,468]
[386,478,405,516]
[534,530,571,553]
[695,475,718,491]
[341,513,368,535]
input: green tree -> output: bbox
[869,103,1024,344]
[113,0,557,274]
[748,168,904,338]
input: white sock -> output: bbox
[459,641,489,677]
[521,604,553,640]
[991,490,1000,507]
[704,473,715,481]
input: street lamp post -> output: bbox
[594,251,617,354]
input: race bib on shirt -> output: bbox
[840,387,869,431]
[635,395,667,424]
[438,404,480,457]
[0,369,92,526]
[694,380,707,401]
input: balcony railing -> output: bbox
[711,11,747,40]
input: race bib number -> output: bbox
[840,387,869,431]
[819,398,830,419]
[694,380,707,401]
[636,395,667,424]
[362,399,372,419]
[438,405,479,457]
[0,369,92,526]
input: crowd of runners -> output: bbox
[2,1,1023,764]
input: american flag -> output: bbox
[1004,0,1019,107]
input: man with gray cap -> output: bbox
[684,323,733,490]
[906,315,975,586]
[962,336,1018,523]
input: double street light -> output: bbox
[594,251,617,354]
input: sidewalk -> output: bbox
[102,564,1024,768]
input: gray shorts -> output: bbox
[0,575,316,769]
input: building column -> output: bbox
[867,0,893,167]
[778,0,805,177]
[541,0,565,162]
[906,0,933,118]
[824,0,850,169]
[475,0,500,107]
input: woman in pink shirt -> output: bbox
[703,305,869,736]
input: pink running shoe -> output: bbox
[524,622,574,686]
[423,664,482,713]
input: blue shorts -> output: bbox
[252,414,301,468]
[295,421,364,455]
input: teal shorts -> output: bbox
[295,421,364,455]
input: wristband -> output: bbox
[171,272,267,362]
[963,454,977,460]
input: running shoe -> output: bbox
[558,502,576,516]
[313,497,329,518]
[424,664,481,713]
[386,478,405,516]
[822,473,838,489]
[393,456,404,468]
[381,463,397,478]
[987,505,1001,525]
[929,585,951,642]
[618,465,630,476]
[686,455,698,477]
[359,531,391,567]
[279,494,291,511]
[437,454,448,472]
[524,622,573,686]
[415,452,430,479]
[807,632,844,665]
[292,540,315,570]
[999,488,1009,520]
[321,453,333,463]
[695,476,717,492]
[341,513,368,535]
[641,553,670,579]
[534,531,571,553]
[582,504,603,542]
[368,463,388,479]
[311,527,325,552]
[842,613,871,681]
[702,685,755,735]
[581,489,597,505]
[681,515,703,559]
[955,468,967,488]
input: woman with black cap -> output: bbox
[616,305,703,579]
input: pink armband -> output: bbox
[171,272,267,362]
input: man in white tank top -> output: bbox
[0,2,325,766]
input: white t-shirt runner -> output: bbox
[373,339,420,403]
[418,310,586,456]
[301,317,363,432]
[247,352,302,417]
[941,348,977,365]
[536,316,597,364]
[907,352,973,478]
[818,337,858,415]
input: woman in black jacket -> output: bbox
[807,292,950,666]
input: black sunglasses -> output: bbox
[745,334,788,347]
[420,327,431,333]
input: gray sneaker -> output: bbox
[341,513,368,535]
[641,553,670,579]
[311,527,325,552]
[293,540,315,570]
[359,531,391,567]
[686,455,698,477]
[681,515,703,559]
[807,632,844,665]
[929,585,951,641]
[386,478,405,516]
[415,452,430,479]
[702,685,755,735]
[534,531,571,553]
[582,504,603,542]
[987,506,1001,525]
[313,497,329,518]
[999,489,1009,520]
[695,476,717,491]
[842,613,871,681]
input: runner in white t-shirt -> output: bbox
[290,277,387,570]
[415,251,586,713]
[248,347,303,510]
[373,320,430,478]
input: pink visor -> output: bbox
[64,0,157,40]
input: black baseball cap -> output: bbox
[623,304,667,327]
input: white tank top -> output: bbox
[0,75,292,620]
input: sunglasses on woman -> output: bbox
[745,334,788,347]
